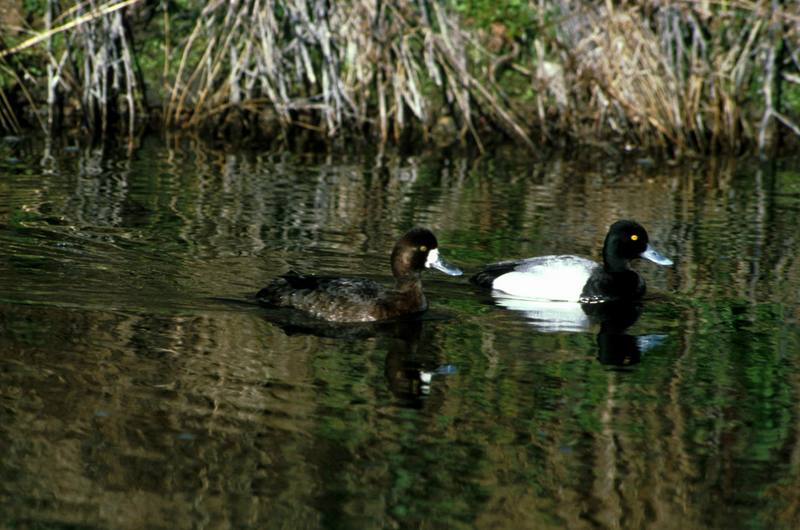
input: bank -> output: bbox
[1,0,798,156]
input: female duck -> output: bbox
[471,220,673,303]
[257,227,462,322]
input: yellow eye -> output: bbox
[631,234,639,241]
[419,245,427,252]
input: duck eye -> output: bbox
[630,234,639,241]
[419,245,427,252]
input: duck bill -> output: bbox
[425,248,463,276]
[640,244,673,266]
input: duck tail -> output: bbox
[256,271,320,306]
[255,278,290,305]
[470,262,517,289]
[470,271,496,289]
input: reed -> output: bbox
[165,0,532,150]
[537,0,800,154]
[0,0,145,142]
[0,0,798,155]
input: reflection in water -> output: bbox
[584,302,651,367]
[260,309,455,408]
[489,295,662,366]
[1,137,800,529]
[492,296,592,332]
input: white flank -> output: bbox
[491,270,585,301]
[489,255,597,301]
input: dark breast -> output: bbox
[257,274,426,322]
[580,269,646,302]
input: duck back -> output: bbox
[257,273,426,322]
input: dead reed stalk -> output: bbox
[165,0,532,149]
[1,0,798,154]
[0,0,145,141]
[538,0,800,153]
[0,64,23,133]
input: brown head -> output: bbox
[390,227,462,280]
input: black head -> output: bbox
[390,227,462,279]
[602,220,673,272]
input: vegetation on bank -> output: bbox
[0,0,798,155]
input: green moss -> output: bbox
[22,0,47,17]
[453,0,538,40]
[781,84,800,115]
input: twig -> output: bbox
[0,0,143,59]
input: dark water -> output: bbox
[1,136,799,529]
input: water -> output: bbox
[1,136,799,529]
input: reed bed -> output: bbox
[165,0,531,150]
[543,0,800,154]
[0,0,798,155]
[0,0,145,141]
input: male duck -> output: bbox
[471,220,673,303]
[257,227,462,322]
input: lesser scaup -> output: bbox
[256,227,462,322]
[471,220,673,303]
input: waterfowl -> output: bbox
[471,220,673,303]
[256,227,462,322]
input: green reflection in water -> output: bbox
[0,136,799,529]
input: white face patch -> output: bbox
[424,248,439,268]
[422,247,462,275]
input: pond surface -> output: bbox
[1,136,799,529]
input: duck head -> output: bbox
[602,220,673,272]
[390,227,463,279]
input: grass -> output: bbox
[0,0,798,156]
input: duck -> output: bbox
[256,227,462,322]
[471,220,673,303]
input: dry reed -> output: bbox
[0,0,798,154]
[537,0,800,154]
[165,0,533,150]
[0,0,145,142]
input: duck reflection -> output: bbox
[491,296,666,366]
[259,309,455,407]
[584,302,648,367]
[381,319,458,408]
